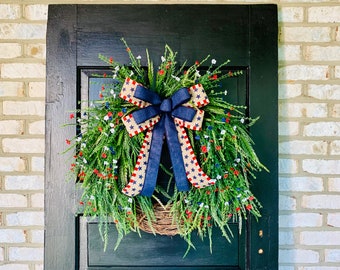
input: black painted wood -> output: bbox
[46,4,278,270]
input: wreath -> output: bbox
[65,39,267,254]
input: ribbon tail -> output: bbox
[140,117,165,196]
[175,125,214,189]
[164,115,190,192]
[122,130,153,197]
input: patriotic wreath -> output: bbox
[65,39,267,254]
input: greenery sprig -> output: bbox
[65,38,267,254]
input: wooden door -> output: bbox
[45,5,278,270]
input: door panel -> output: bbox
[46,5,278,270]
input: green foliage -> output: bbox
[65,38,267,254]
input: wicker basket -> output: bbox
[137,204,179,236]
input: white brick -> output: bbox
[328,213,340,227]
[279,65,329,81]
[2,138,45,153]
[281,27,331,42]
[2,101,45,116]
[0,82,25,97]
[8,247,43,261]
[31,193,44,208]
[279,177,323,192]
[305,46,340,62]
[278,45,301,61]
[31,230,44,243]
[0,4,21,19]
[279,84,302,99]
[301,231,340,245]
[0,120,24,135]
[329,178,340,192]
[24,5,48,21]
[308,6,340,23]
[31,157,44,172]
[279,195,296,211]
[0,43,21,58]
[330,141,340,155]
[1,63,45,79]
[325,249,340,262]
[279,158,298,174]
[279,140,327,155]
[28,120,45,135]
[332,104,340,118]
[302,195,340,209]
[0,157,26,172]
[0,229,25,243]
[304,122,340,136]
[34,265,43,270]
[279,249,319,263]
[279,121,299,136]
[279,7,304,22]
[28,82,45,97]
[279,231,295,245]
[280,213,322,228]
[308,84,340,100]
[0,23,46,40]
[303,159,340,174]
[0,194,27,208]
[336,66,340,79]
[6,212,44,226]
[279,103,328,118]
[25,43,46,59]
[5,175,44,191]
[0,247,3,260]
[0,265,29,270]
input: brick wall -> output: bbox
[0,1,339,270]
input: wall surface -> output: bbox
[0,0,339,270]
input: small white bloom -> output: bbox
[199,203,204,208]
[235,158,240,163]
[110,128,115,134]
[136,55,141,60]
[204,205,209,209]
[128,198,133,203]
[113,159,118,164]
[195,70,201,77]
[220,129,226,135]
[224,90,228,95]
[211,59,216,65]
[216,175,222,180]
[114,66,120,72]
[224,201,229,206]
[204,134,209,139]
[81,143,86,148]
[184,199,190,204]
[171,75,180,82]
[83,158,87,164]
[110,89,115,95]
[129,71,134,77]
[240,118,245,124]
[237,194,242,198]
[103,146,109,151]
[90,195,95,200]
[104,115,109,121]
[161,56,166,62]
[109,123,115,127]
[76,137,82,142]
[233,126,237,131]
[103,161,109,166]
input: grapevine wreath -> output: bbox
[65,39,267,254]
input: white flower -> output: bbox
[216,175,222,180]
[129,71,134,77]
[220,129,226,135]
[103,161,109,166]
[104,115,109,121]
[136,55,142,60]
[240,118,245,123]
[81,143,86,148]
[109,123,115,127]
[171,75,180,82]
[195,70,201,77]
[224,201,229,206]
[128,198,133,203]
[161,56,166,62]
[112,159,118,164]
[110,128,115,134]
[235,158,240,163]
[224,90,228,95]
[204,205,209,209]
[211,59,217,65]
[90,195,95,200]
[184,199,190,204]
[76,137,82,142]
[83,158,87,164]
[199,202,204,208]
[103,146,109,151]
[114,66,120,72]
[233,126,237,131]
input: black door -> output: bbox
[45,5,278,270]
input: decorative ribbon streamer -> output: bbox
[119,78,214,197]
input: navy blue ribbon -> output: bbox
[131,85,196,196]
